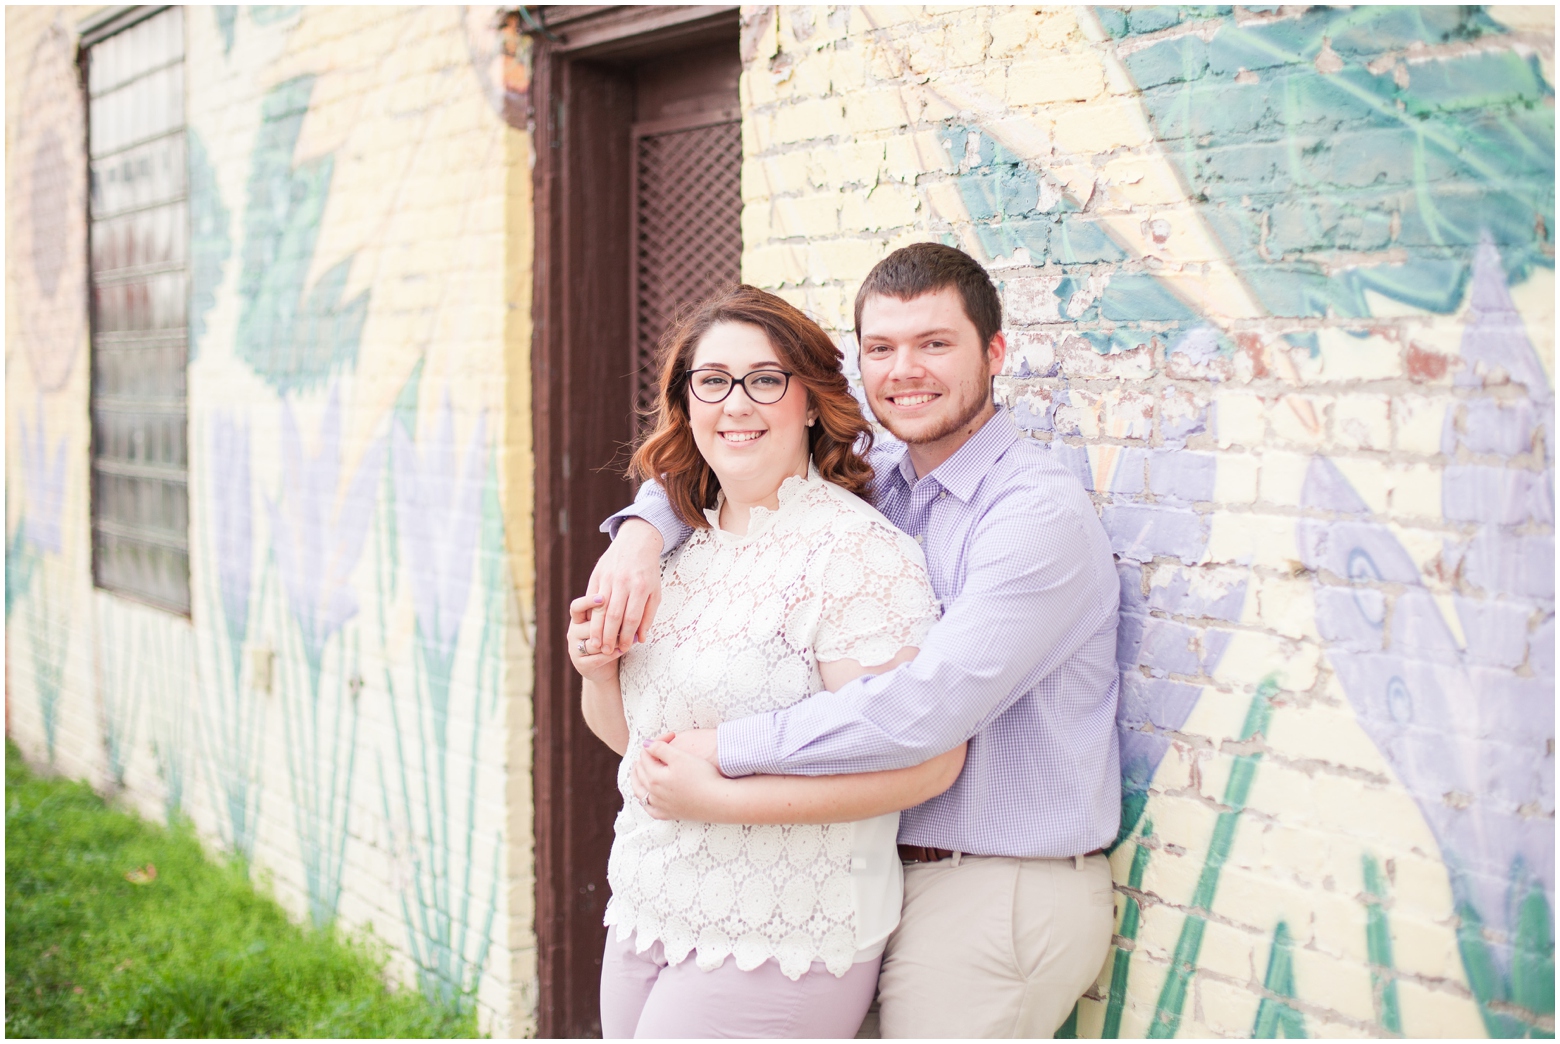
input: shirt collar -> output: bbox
[891,407,1021,502]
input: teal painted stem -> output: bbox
[1362,854,1402,1033]
[1147,679,1278,1038]
[1252,921,1307,1038]
[1103,819,1156,1038]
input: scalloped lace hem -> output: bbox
[604,907,856,981]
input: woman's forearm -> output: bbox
[581,675,629,756]
[703,744,966,825]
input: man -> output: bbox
[583,243,1120,1038]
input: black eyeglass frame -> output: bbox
[684,368,795,405]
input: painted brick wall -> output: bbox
[5,6,537,1034]
[738,5,1553,1037]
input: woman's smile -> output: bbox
[718,429,767,444]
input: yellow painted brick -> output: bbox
[1214,391,1267,448]
[1050,97,1153,153]
[902,25,948,77]
[1308,773,1414,847]
[917,88,961,124]
[828,45,868,93]
[980,63,1008,104]
[1251,575,1317,641]
[740,202,772,245]
[1331,457,1390,515]
[990,6,1045,56]
[1196,976,1264,1038]
[806,237,888,283]
[1333,393,1391,451]
[1315,327,1403,381]
[1393,395,1447,455]
[773,97,845,143]
[742,111,771,155]
[767,151,814,195]
[801,148,845,190]
[741,65,776,108]
[843,87,912,134]
[1213,631,1318,692]
[885,131,954,178]
[1388,910,1466,982]
[742,243,807,287]
[1396,981,1487,1039]
[739,156,770,201]
[922,180,972,224]
[1270,394,1327,448]
[1386,462,1440,520]
[1214,453,1259,505]
[859,184,921,231]
[1257,450,1310,508]
[1266,701,1389,774]
[1207,511,1299,570]
[1243,758,1321,825]
[1291,942,1379,1017]
[786,50,833,99]
[837,140,885,185]
[1007,53,1106,106]
[1134,893,1192,962]
[772,193,840,238]
[1175,684,1251,749]
[1196,917,1262,983]
[1246,819,1336,891]
[945,12,988,66]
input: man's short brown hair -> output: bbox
[853,242,1003,351]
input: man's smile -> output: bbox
[886,391,941,409]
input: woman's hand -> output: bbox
[567,596,626,684]
[632,733,734,822]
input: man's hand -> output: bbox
[580,518,664,654]
[632,734,732,822]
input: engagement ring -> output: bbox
[577,639,588,655]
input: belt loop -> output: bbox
[1074,853,1084,871]
[952,851,962,867]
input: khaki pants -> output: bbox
[876,853,1114,1039]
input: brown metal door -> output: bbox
[529,9,740,1037]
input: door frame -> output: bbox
[528,6,739,1037]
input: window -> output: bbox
[85,6,190,613]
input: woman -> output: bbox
[567,286,965,1038]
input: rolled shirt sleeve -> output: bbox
[602,479,693,549]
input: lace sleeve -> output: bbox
[814,520,939,668]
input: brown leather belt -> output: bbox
[897,845,1107,865]
[897,844,957,864]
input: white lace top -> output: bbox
[604,467,939,980]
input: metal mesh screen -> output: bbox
[87,6,191,613]
[632,118,742,426]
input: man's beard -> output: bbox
[874,380,993,446]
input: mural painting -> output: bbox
[740,4,1552,1037]
[6,6,523,1031]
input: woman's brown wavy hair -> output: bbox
[630,285,874,529]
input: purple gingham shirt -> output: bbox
[604,408,1121,858]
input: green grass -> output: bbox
[5,741,478,1038]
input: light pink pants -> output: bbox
[600,933,880,1039]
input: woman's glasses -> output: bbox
[686,368,794,405]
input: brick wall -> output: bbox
[738,5,1553,1037]
[5,6,536,1033]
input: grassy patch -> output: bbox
[5,741,477,1038]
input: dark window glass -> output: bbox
[87,6,189,613]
